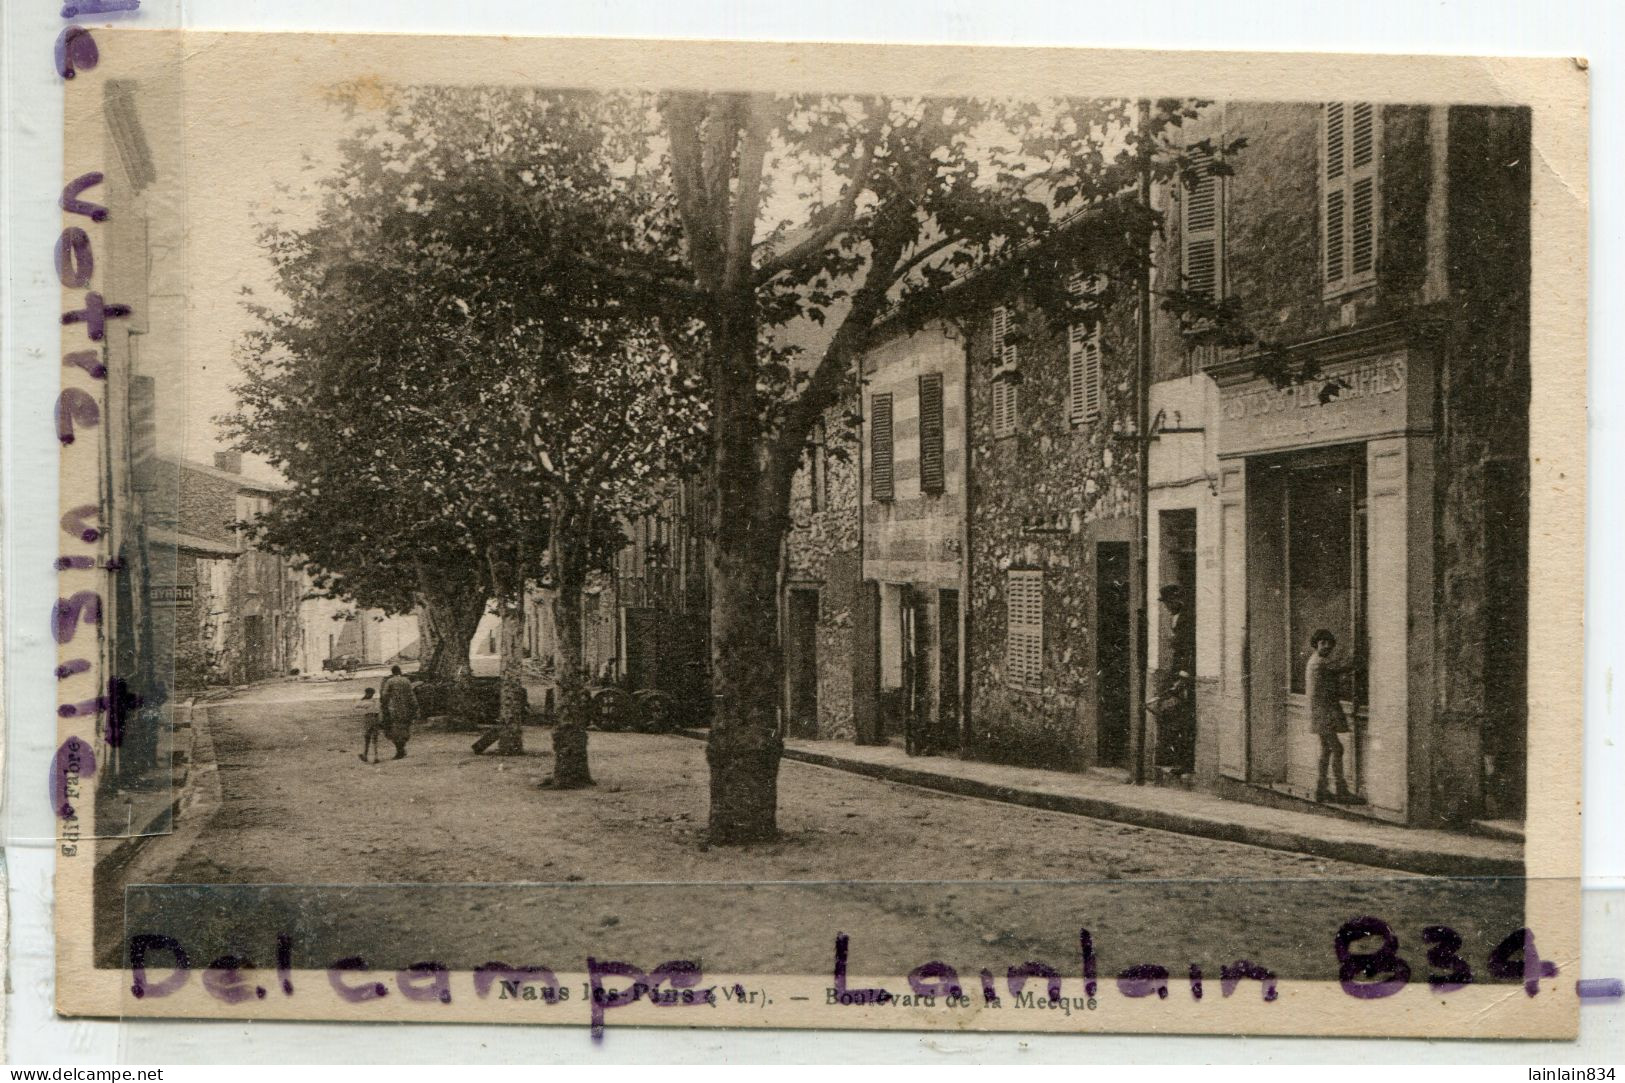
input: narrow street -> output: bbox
[100,678,1525,983]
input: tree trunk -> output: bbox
[487,547,526,756]
[705,344,791,844]
[706,538,785,843]
[549,537,593,789]
[416,562,484,721]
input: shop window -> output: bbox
[992,305,1018,438]
[870,392,894,502]
[1322,102,1380,294]
[918,373,945,494]
[1285,455,1367,694]
[1067,274,1105,426]
[1006,569,1044,692]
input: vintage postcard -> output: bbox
[53,30,1586,1037]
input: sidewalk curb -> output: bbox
[680,733,1521,879]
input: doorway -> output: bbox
[901,587,934,754]
[785,588,820,737]
[1157,509,1199,770]
[1096,542,1132,767]
[938,589,961,753]
[1246,446,1368,793]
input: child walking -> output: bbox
[355,685,383,763]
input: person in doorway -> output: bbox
[1155,584,1197,774]
[379,664,419,760]
[1306,629,1365,804]
[354,685,383,763]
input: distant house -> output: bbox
[146,452,304,689]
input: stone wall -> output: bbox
[1431,105,1532,821]
[967,278,1140,770]
[786,398,861,739]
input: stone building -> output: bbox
[147,452,304,689]
[856,319,969,752]
[964,262,1143,771]
[782,401,862,739]
[1144,101,1531,827]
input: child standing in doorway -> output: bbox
[1305,629,1365,804]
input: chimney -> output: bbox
[214,450,243,474]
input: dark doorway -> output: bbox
[1157,510,1199,771]
[244,615,264,683]
[901,587,934,755]
[785,588,820,737]
[938,589,961,753]
[1096,542,1133,767]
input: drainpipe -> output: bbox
[1130,99,1154,787]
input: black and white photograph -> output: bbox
[50,31,1586,1038]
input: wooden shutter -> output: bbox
[992,305,1016,368]
[1324,102,1379,290]
[1067,275,1104,425]
[1348,103,1377,278]
[992,376,1017,439]
[1182,150,1220,298]
[918,372,945,494]
[991,304,1019,438]
[1006,570,1043,691]
[870,392,894,502]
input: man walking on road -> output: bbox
[379,665,419,760]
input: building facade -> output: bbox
[965,270,1143,771]
[856,320,969,751]
[1144,102,1531,827]
[782,402,862,739]
[147,452,305,689]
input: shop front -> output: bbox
[1210,323,1437,824]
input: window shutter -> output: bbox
[1006,570,1044,691]
[1324,102,1379,290]
[1349,103,1377,278]
[1068,322,1089,425]
[1323,102,1346,286]
[1181,150,1220,298]
[991,304,1019,438]
[870,392,894,502]
[993,305,1016,368]
[918,372,945,494]
[1067,274,1105,425]
[992,375,1018,439]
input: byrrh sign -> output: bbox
[1210,324,1435,458]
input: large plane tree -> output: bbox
[230,85,704,777]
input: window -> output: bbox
[1322,102,1379,293]
[1006,569,1044,691]
[1181,150,1223,299]
[991,305,1018,439]
[1067,274,1104,426]
[870,392,894,502]
[918,373,945,494]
